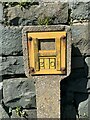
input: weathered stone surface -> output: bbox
[34,76,61,118]
[0,0,38,4]
[0,0,68,3]
[1,27,23,55]
[0,57,2,76]
[1,56,24,75]
[71,2,90,21]
[2,0,89,3]
[0,82,2,90]
[11,109,37,118]
[78,99,89,118]
[71,23,90,56]
[85,57,90,78]
[3,78,36,108]
[0,25,4,56]
[87,79,90,92]
[1,1,90,119]
[0,104,9,118]
[0,3,3,21]
[88,95,90,119]
[5,2,69,26]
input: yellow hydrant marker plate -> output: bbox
[27,31,66,75]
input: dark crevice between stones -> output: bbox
[0,88,3,101]
[87,77,90,80]
[9,17,32,26]
[22,107,37,110]
[9,17,20,26]
[68,8,72,25]
[2,55,23,57]
[1,100,12,117]
[12,106,37,110]
[2,74,27,80]
[9,17,36,26]
[6,98,21,104]
[85,55,90,57]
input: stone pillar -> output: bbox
[22,25,71,118]
[35,76,61,118]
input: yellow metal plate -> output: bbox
[27,31,66,75]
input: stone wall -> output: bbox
[0,0,90,119]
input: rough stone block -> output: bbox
[71,23,90,56]
[85,57,90,78]
[88,95,90,119]
[1,27,23,56]
[5,2,69,26]
[3,78,36,109]
[71,2,90,21]
[11,109,37,118]
[87,79,90,93]
[0,104,9,118]
[0,3,3,21]
[0,25,4,56]
[78,99,89,118]
[1,56,24,75]
[0,57,2,76]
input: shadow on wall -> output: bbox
[61,45,89,119]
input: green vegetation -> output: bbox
[15,106,28,119]
[38,16,54,25]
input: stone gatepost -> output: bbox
[22,25,71,118]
